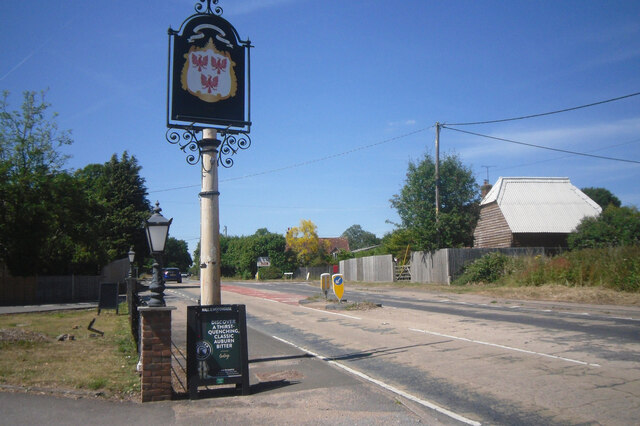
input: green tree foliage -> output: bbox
[164,237,192,271]
[390,153,479,251]
[219,229,296,279]
[0,91,152,276]
[581,187,621,209]
[75,152,151,269]
[0,90,77,275]
[380,229,416,263]
[569,206,640,249]
[341,224,380,250]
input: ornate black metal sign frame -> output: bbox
[167,0,251,133]
[166,0,252,167]
[187,304,250,398]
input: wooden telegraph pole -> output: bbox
[435,122,441,218]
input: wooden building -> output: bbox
[473,177,601,248]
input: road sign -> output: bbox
[332,274,344,301]
[320,273,330,298]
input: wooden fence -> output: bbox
[411,247,546,284]
[0,258,131,306]
[340,254,394,282]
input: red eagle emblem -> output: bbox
[211,58,227,75]
[201,74,219,93]
[192,54,208,72]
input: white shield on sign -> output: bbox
[180,38,237,103]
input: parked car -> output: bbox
[163,267,182,283]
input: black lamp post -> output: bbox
[144,202,172,307]
[128,246,136,278]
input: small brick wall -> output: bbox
[139,307,176,402]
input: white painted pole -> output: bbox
[200,129,221,305]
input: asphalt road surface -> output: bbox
[167,280,640,425]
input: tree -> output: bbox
[390,153,479,251]
[341,224,380,250]
[380,229,416,263]
[569,205,640,249]
[218,229,296,278]
[581,187,621,210]
[285,219,328,266]
[164,237,193,271]
[76,152,151,269]
[0,90,75,275]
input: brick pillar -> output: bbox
[139,306,176,402]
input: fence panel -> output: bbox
[340,255,393,282]
[411,247,546,284]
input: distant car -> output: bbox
[163,268,182,283]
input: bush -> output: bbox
[569,206,640,249]
[492,247,640,292]
[257,265,283,280]
[454,252,511,285]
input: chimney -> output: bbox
[481,179,492,198]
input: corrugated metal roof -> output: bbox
[481,177,602,233]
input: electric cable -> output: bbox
[149,125,432,193]
[442,125,640,164]
[445,91,640,126]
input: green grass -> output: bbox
[0,308,140,399]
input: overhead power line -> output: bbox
[149,125,432,193]
[442,125,640,164]
[446,91,640,126]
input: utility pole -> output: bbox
[435,122,441,218]
[199,129,221,305]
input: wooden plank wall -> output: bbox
[340,254,393,282]
[473,202,513,248]
[412,247,546,284]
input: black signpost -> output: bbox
[187,305,250,398]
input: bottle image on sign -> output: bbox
[180,38,237,103]
[332,274,344,302]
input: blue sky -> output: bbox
[2,0,639,255]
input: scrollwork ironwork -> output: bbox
[166,127,202,165]
[167,127,250,168]
[195,0,223,16]
[218,132,251,168]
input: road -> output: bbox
[168,280,640,425]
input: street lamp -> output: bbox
[128,246,136,278]
[144,201,173,307]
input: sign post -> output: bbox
[166,0,252,304]
[167,0,253,400]
[332,274,344,302]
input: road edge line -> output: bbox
[271,335,481,426]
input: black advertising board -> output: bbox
[168,12,251,131]
[187,305,249,398]
[98,282,119,314]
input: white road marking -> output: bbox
[409,328,601,368]
[271,335,482,426]
[300,306,362,320]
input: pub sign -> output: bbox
[187,304,250,398]
[168,6,251,131]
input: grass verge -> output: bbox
[0,306,139,400]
